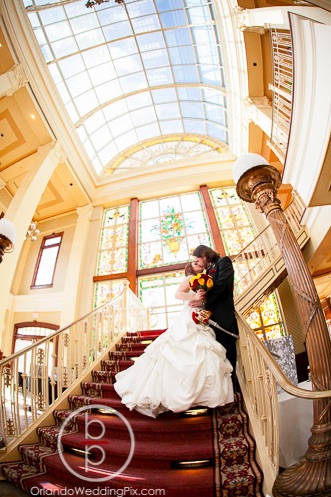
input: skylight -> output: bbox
[24,0,228,175]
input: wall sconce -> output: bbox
[26,221,40,242]
[0,219,15,264]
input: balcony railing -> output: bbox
[269,30,293,159]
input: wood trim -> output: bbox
[93,263,188,281]
[127,198,139,293]
[200,185,226,256]
[137,262,187,276]
[93,273,128,282]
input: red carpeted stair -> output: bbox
[0,329,264,496]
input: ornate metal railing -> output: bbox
[0,282,148,450]
[236,313,331,496]
[233,191,307,312]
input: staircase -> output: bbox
[0,330,263,497]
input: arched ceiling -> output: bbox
[23,0,231,176]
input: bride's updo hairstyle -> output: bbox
[184,262,197,276]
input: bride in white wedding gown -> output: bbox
[114,262,234,418]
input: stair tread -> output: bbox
[23,452,214,492]
[60,429,214,458]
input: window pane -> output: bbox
[244,293,285,341]
[138,192,211,269]
[209,187,256,256]
[138,271,184,329]
[94,280,126,308]
[96,205,130,275]
[35,247,59,286]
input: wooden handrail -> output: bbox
[236,311,331,496]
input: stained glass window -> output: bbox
[138,270,185,329]
[96,205,130,275]
[244,293,285,341]
[209,187,284,340]
[139,192,211,269]
[92,188,285,340]
[94,279,125,308]
[209,187,256,255]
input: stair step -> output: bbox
[1,462,40,487]
[91,370,115,383]
[69,410,213,443]
[101,359,134,371]
[115,342,149,351]
[109,348,145,356]
[18,444,56,472]
[59,428,214,470]
[22,452,214,497]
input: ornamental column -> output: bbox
[233,153,331,497]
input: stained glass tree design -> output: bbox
[139,193,211,268]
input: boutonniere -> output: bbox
[209,269,216,274]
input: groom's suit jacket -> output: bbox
[205,256,238,372]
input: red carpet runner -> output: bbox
[0,330,263,496]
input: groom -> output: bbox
[189,244,239,380]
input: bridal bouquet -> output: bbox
[189,272,214,292]
[189,272,213,325]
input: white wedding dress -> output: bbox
[114,298,234,418]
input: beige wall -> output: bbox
[11,213,77,295]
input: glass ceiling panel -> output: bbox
[24,0,228,175]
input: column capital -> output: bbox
[37,141,66,165]
[233,7,266,34]
[0,64,28,97]
[245,96,271,108]
[76,204,94,219]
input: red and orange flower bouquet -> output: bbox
[189,272,213,324]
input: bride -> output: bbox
[114,261,234,418]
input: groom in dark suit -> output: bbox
[190,244,239,380]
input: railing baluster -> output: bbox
[233,191,306,302]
